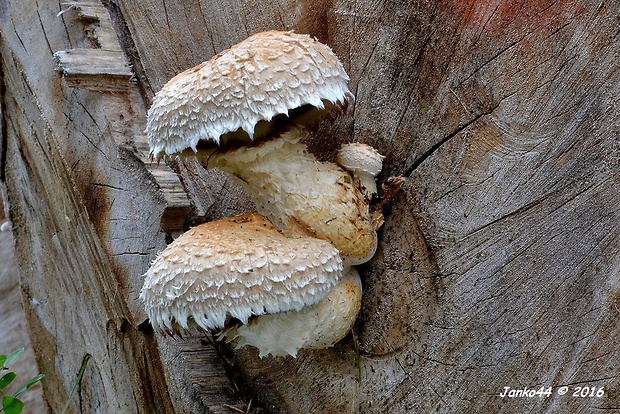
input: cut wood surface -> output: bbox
[1,0,618,413]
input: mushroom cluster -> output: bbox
[141,30,386,357]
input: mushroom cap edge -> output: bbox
[147,30,354,159]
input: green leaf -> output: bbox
[2,396,24,414]
[4,349,24,367]
[0,355,6,369]
[0,372,17,390]
[12,374,45,398]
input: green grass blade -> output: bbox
[61,355,90,414]
[12,374,45,398]
[3,350,24,368]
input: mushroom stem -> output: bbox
[355,172,378,200]
[207,127,378,266]
[224,267,362,358]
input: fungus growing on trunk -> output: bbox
[142,31,388,356]
[146,30,382,266]
[140,214,362,357]
[337,143,385,200]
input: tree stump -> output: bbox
[0,0,618,412]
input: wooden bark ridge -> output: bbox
[1,0,619,413]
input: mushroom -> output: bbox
[337,143,385,200]
[224,268,362,357]
[140,214,361,357]
[146,30,383,266]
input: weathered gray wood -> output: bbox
[1,0,244,412]
[0,42,177,413]
[114,0,620,412]
[133,137,191,234]
[52,0,190,227]
[54,49,133,91]
[63,0,123,50]
[2,0,619,413]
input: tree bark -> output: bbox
[1,0,618,413]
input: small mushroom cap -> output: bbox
[140,214,343,333]
[336,143,385,177]
[147,30,354,159]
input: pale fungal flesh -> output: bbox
[208,127,378,266]
[140,214,343,333]
[223,268,362,357]
[337,143,385,199]
[147,30,353,159]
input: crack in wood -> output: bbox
[0,53,7,183]
[102,0,154,103]
[34,0,54,56]
[9,16,27,52]
[404,107,496,178]
[91,182,126,191]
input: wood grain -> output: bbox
[115,0,619,412]
[0,0,246,411]
[1,0,618,412]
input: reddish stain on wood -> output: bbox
[438,0,585,35]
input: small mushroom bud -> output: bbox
[337,143,385,200]
[0,221,11,232]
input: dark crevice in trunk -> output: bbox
[403,96,503,178]
[0,46,8,183]
[404,110,489,178]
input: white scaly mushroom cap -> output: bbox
[140,214,343,333]
[337,143,385,198]
[147,30,354,159]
